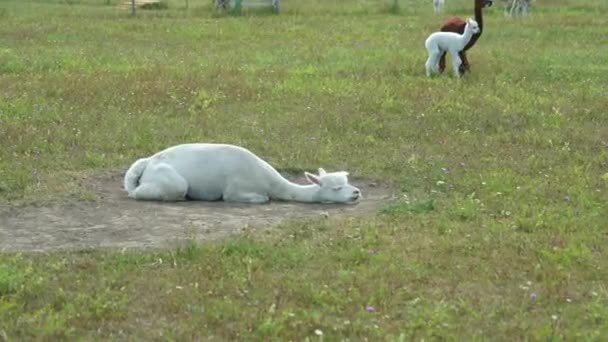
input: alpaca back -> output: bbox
[425,31,467,51]
[146,144,280,195]
[426,19,478,52]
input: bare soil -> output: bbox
[0,171,397,252]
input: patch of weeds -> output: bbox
[381,197,435,216]
[221,238,267,258]
[336,247,372,266]
[100,251,158,273]
[482,169,520,196]
[539,242,592,268]
[264,247,311,270]
[400,300,456,339]
[385,0,401,15]
[0,264,20,297]
[189,87,224,112]
[174,239,205,262]
[141,1,169,10]
[446,193,481,221]
[86,288,129,320]
[515,215,548,233]
[29,306,74,339]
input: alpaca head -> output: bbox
[304,168,361,203]
[482,0,493,8]
[465,18,481,34]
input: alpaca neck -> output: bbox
[459,28,475,49]
[270,177,320,203]
[474,0,484,31]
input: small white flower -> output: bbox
[566,298,572,303]
[551,315,558,321]
[314,329,323,336]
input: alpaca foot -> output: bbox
[459,64,470,75]
[131,163,188,201]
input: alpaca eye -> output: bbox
[332,186,343,191]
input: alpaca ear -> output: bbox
[318,168,327,176]
[305,172,322,186]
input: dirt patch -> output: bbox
[0,171,397,252]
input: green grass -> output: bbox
[1,0,608,339]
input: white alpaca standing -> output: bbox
[433,0,445,14]
[123,143,362,204]
[502,0,531,17]
[424,18,480,78]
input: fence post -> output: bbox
[131,0,136,16]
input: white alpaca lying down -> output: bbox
[425,18,480,78]
[123,143,361,204]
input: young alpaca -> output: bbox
[123,143,361,204]
[439,0,493,75]
[425,18,480,78]
[433,0,445,14]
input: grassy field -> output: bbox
[1,0,608,339]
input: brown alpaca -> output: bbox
[438,0,493,74]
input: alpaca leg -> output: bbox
[522,0,529,16]
[425,56,433,77]
[510,0,518,16]
[132,163,188,201]
[459,51,470,75]
[426,54,440,77]
[438,52,447,73]
[433,0,443,14]
[426,48,441,77]
[431,54,441,74]
[451,52,462,78]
